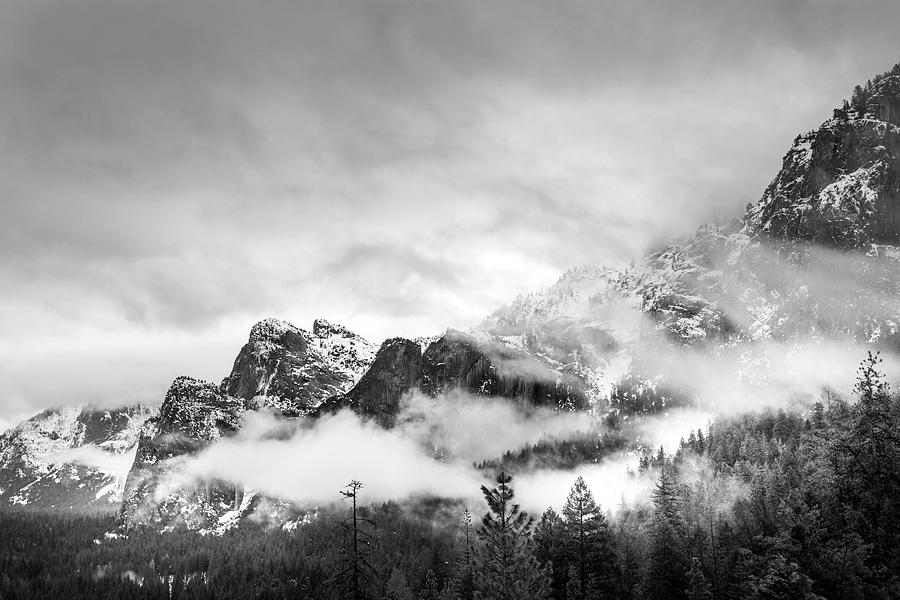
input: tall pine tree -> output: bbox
[534,507,567,600]
[640,461,689,600]
[473,472,551,600]
[560,476,618,599]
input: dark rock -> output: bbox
[421,331,589,410]
[342,338,423,426]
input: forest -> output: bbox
[1,352,898,600]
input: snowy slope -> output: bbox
[0,404,156,511]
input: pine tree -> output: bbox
[418,570,441,600]
[560,477,618,599]
[445,509,476,600]
[565,565,582,600]
[851,84,866,113]
[473,472,551,600]
[386,568,414,600]
[835,352,900,574]
[640,463,689,600]
[534,507,567,600]
[685,557,712,600]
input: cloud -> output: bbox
[180,410,482,507]
[396,391,596,462]
[53,445,137,480]
[515,456,655,516]
[169,397,710,517]
[174,393,601,508]
[2,0,900,424]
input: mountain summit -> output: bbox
[745,65,900,247]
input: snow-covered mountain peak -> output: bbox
[743,64,900,248]
[248,317,300,346]
[311,318,354,339]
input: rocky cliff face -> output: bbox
[117,318,375,529]
[317,337,424,426]
[119,377,245,528]
[482,65,900,408]
[318,329,590,427]
[744,101,900,247]
[419,331,588,410]
[0,404,154,511]
[224,318,376,416]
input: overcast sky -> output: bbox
[1,0,899,428]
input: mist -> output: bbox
[146,235,900,521]
[171,393,599,509]
[396,391,596,462]
[54,444,138,481]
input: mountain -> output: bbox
[317,329,590,427]
[745,70,900,247]
[119,318,377,529]
[119,376,247,530]
[223,317,377,417]
[3,63,900,530]
[0,405,155,512]
[482,67,900,406]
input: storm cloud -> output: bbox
[2,0,900,425]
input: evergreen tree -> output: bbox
[473,472,551,600]
[560,476,618,599]
[446,509,475,600]
[640,462,689,600]
[339,480,377,600]
[565,565,582,600]
[834,352,900,578]
[685,557,712,600]
[744,555,822,600]
[386,568,414,600]
[534,507,567,599]
[419,570,441,600]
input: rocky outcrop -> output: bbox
[320,330,590,426]
[117,318,374,529]
[120,376,244,529]
[745,75,900,247]
[865,74,900,128]
[317,338,424,426]
[420,331,589,410]
[224,318,375,416]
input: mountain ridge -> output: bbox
[2,62,900,530]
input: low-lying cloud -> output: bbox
[54,444,137,480]
[173,393,601,510]
[396,391,595,462]
[182,410,482,507]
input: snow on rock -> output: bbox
[118,318,375,531]
[225,318,376,416]
[0,404,156,510]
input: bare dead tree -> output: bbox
[339,480,376,600]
